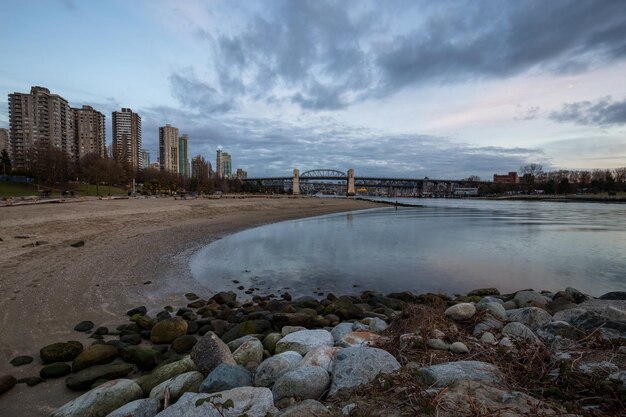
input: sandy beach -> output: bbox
[0,196,380,416]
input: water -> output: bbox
[190,198,626,297]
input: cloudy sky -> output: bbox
[1,0,625,178]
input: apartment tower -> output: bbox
[178,134,189,177]
[73,105,106,159]
[216,149,232,178]
[112,108,142,172]
[140,149,150,169]
[8,86,74,168]
[159,124,179,173]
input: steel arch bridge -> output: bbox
[300,169,347,179]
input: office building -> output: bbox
[8,86,74,168]
[73,105,106,159]
[493,172,519,184]
[141,149,150,169]
[178,134,189,177]
[112,108,142,172]
[159,124,179,173]
[216,149,232,178]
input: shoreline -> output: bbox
[0,196,382,416]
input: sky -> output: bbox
[1,0,625,179]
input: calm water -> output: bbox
[190,199,626,297]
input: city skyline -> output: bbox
[1,1,625,178]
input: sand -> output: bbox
[0,195,380,416]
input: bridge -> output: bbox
[243,168,489,196]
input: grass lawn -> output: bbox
[0,181,127,198]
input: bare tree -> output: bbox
[519,163,544,177]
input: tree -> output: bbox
[26,142,72,185]
[519,163,544,177]
[1,149,11,175]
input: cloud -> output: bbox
[169,0,626,111]
[514,106,540,121]
[169,69,234,113]
[550,96,626,126]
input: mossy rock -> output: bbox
[72,344,118,372]
[40,341,83,364]
[150,317,188,344]
[221,320,272,343]
[171,335,198,354]
[40,362,71,379]
[10,355,33,367]
[120,346,161,371]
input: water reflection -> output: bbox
[190,199,626,297]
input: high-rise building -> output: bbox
[178,134,189,177]
[141,149,150,169]
[0,128,9,154]
[112,108,142,172]
[8,86,75,168]
[73,105,106,159]
[159,124,179,173]
[216,149,232,178]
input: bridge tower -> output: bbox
[347,168,355,196]
[293,168,300,195]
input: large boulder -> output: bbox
[40,341,84,364]
[232,338,263,365]
[272,365,330,401]
[200,363,253,393]
[502,322,542,344]
[50,379,142,417]
[599,291,626,300]
[72,344,119,372]
[416,361,504,387]
[275,330,334,356]
[254,351,302,387]
[135,356,197,397]
[444,303,476,321]
[150,318,188,344]
[66,362,134,391]
[476,302,507,320]
[330,323,354,344]
[277,399,331,416]
[105,398,161,417]
[190,332,236,376]
[298,346,339,373]
[149,371,204,404]
[513,290,548,309]
[506,307,552,330]
[153,387,276,417]
[329,347,400,396]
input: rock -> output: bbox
[121,347,161,371]
[579,361,619,375]
[565,287,589,303]
[608,371,626,392]
[273,365,330,401]
[322,297,365,320]
[232,338,263,365]
[506,307,552,330]
[18,376,43,386]
[127,306,147,316]
[360,317,388,331]
[476,302,507,320]
[149,371,204,404]
[330,323,354,344]
[72,344,119,372]
[210,291,237,305]
[298,346,339,373]
[70,240,85,248]
[444,303,476,321]
[105,398,161,417]
[262,333,282,354]
[468,288,500,296]
[536,321,583,344]
[281,326,307,336]
[427,338,450,350]
[40,341,84,363]
[553,308,587,323]
[41,362,72,379]
[221,320,272,343]
[275,329,334,356]
[449,342,469,354]
[599,291,626,300]
[502,322,542,344]
[227,335,257,352]
[273,313,318,329]
[503,300,517,310]
[154,387,275,417]
[329,347,400,396]
[172,335,198,354]
[94,327,109,335]
[479,332,496,344]
[150,318,188,344]
[50,379,142,417]
[10,355,33,366]
[339,331,381,348]
[74,321,95,332]
[277,399,331,416]
[120,334,142,345]
[399,333,423,349]
[254,351,302,387]
[479,296,504,305]
[0,375,16,395]
[513,290,548,309]
[190,332,236,376]
[499,337,512,347]
[135,356,197,397]
[472,317,503,336]
[200,363,253,393]
[416,361,504,387]
[66,362,135,390]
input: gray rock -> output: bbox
[449,342,469,354]
[565,287,589,303]
[479,296,504,305]
[499,337,512,347]
[66,362,135,391]
[513,290,548,309]
[50,379,142,417]
[135,356,197,397]
[329,347,400,396]
[190,332,236,376]
[536,321,582,344]
[272,365,330,401]
[281,326,307,336]
[262,333,282,354]
[506,307,552,330]
[579,361,619,375]
[479,332,496,344]
[330,323,354,344]
[472,317,503,336]
[399,333,423,349]
[427,338,450,350]
[232,338,263,365]
[416,361,504,387]
[275,330,334,356]
[149,371,204,404]
[553,308,587,323]
[254,351,302,387]
[105,399,161,417]
[608,371,626,392]
[476,302,507,320]
[226,335,256,352]
[502,322,542,344]
[154,387,276,417]
[277,399,331,416]
[444,303,476,321]
[599,291,626,300]
[298,346,338,373]
[502,300,517,310]
[361,317,388,331]
[200,363,253,393]
[351,322,369,331]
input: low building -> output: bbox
[236,168,247,180]
[493,172,518,183]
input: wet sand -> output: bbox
[0,196,380,416]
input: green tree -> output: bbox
[1,149,11,175]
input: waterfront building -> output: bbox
[73,105,106,159]
[179,134,189,177]
[8,86,75,168]
[236,168,247,180]
[112,108,142,172]
[159,124,179,173]
[0,128,9,154]
[141,149,150,169]
[216,149,232,178]
[493,172,519,183]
